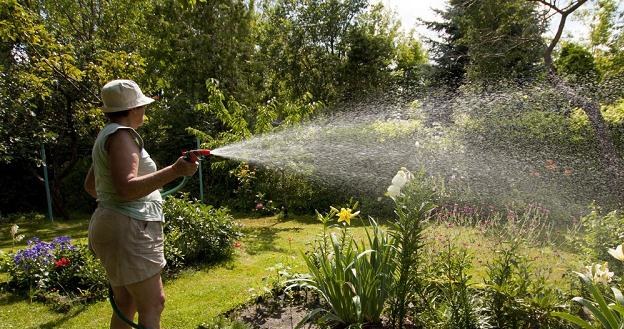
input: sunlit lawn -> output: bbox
[0,214,582,328]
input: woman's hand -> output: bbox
[171,156,199,177]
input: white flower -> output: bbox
[608,244,624,261]
[387,185,402,198]
[387,168,413,199]
[10,224,18,237]
[391,170,408,188]
[585,262,614,285]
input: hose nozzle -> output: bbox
[182,149,211,162]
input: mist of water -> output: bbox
[209,82,617,217]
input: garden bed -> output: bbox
[227,290,322,329]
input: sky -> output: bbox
[379,0,592,43]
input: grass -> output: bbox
[0,212,582,329]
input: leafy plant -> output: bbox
[386,167,441,328]
[482,240,569,329]
[287,208,396,328]
[0,236,107,307]
[553,242,624,329]
[553,272,624,329]
[163,194,243,270]
[571,205,624,274]
[435,244,484,329]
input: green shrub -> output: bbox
[571,205,624,274]
[553,247,624,328]
[431,244,484,329]
[482,241,569,329]
[0,236,107,307]
[163,194,243,269]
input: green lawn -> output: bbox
[0,214,582,329]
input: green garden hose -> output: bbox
[108,284,147,329]
[160,176,189,198]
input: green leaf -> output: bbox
[551,311,595,329]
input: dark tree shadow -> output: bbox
[241,226,304,255]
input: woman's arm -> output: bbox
[108,130,198,202]
[84,165,97,198]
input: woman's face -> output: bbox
[130,106,146,128]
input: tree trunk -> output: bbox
[554,75,624,203]
[51,181,70,220]
[532,0,624,203]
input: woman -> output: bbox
[84,79,197,329]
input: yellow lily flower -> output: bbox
[336,208,360,225]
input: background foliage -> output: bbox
[1,0,623,217]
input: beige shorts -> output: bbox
[88,207,166,287]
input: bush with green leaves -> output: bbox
[482,241,570,329]
[426,244,485,329]
[570,205,624,274]
[0,236,107,307]
[163,194,243,269]
[287,206,397,328]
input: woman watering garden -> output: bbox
[84,79,198,329]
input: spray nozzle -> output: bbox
[182,149,211,162]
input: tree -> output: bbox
[531,0,624,201]
[256,0,368,103]
[459,0,545,82]
[0,0,151,218]
[586,0,624,80]
[421,0,470,88]
[424,0,545,84]
[555,42,598,80]
[589,0,617,52]
[394,32,428,88]
[342,2,400,96]
[139,0,261,166]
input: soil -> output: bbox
[226,290,395,329]
[227,290,321,329]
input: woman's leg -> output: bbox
[125,273,165,329]
[110,285,137,329]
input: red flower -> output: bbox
[55,257,70,268]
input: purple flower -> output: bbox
[52,236,75,251]
[12,236,75,270]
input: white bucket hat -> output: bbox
[101,79,155,113]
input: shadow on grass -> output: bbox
[0,291,89,329]
[38,305,89,329]
[242,226,304,255]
